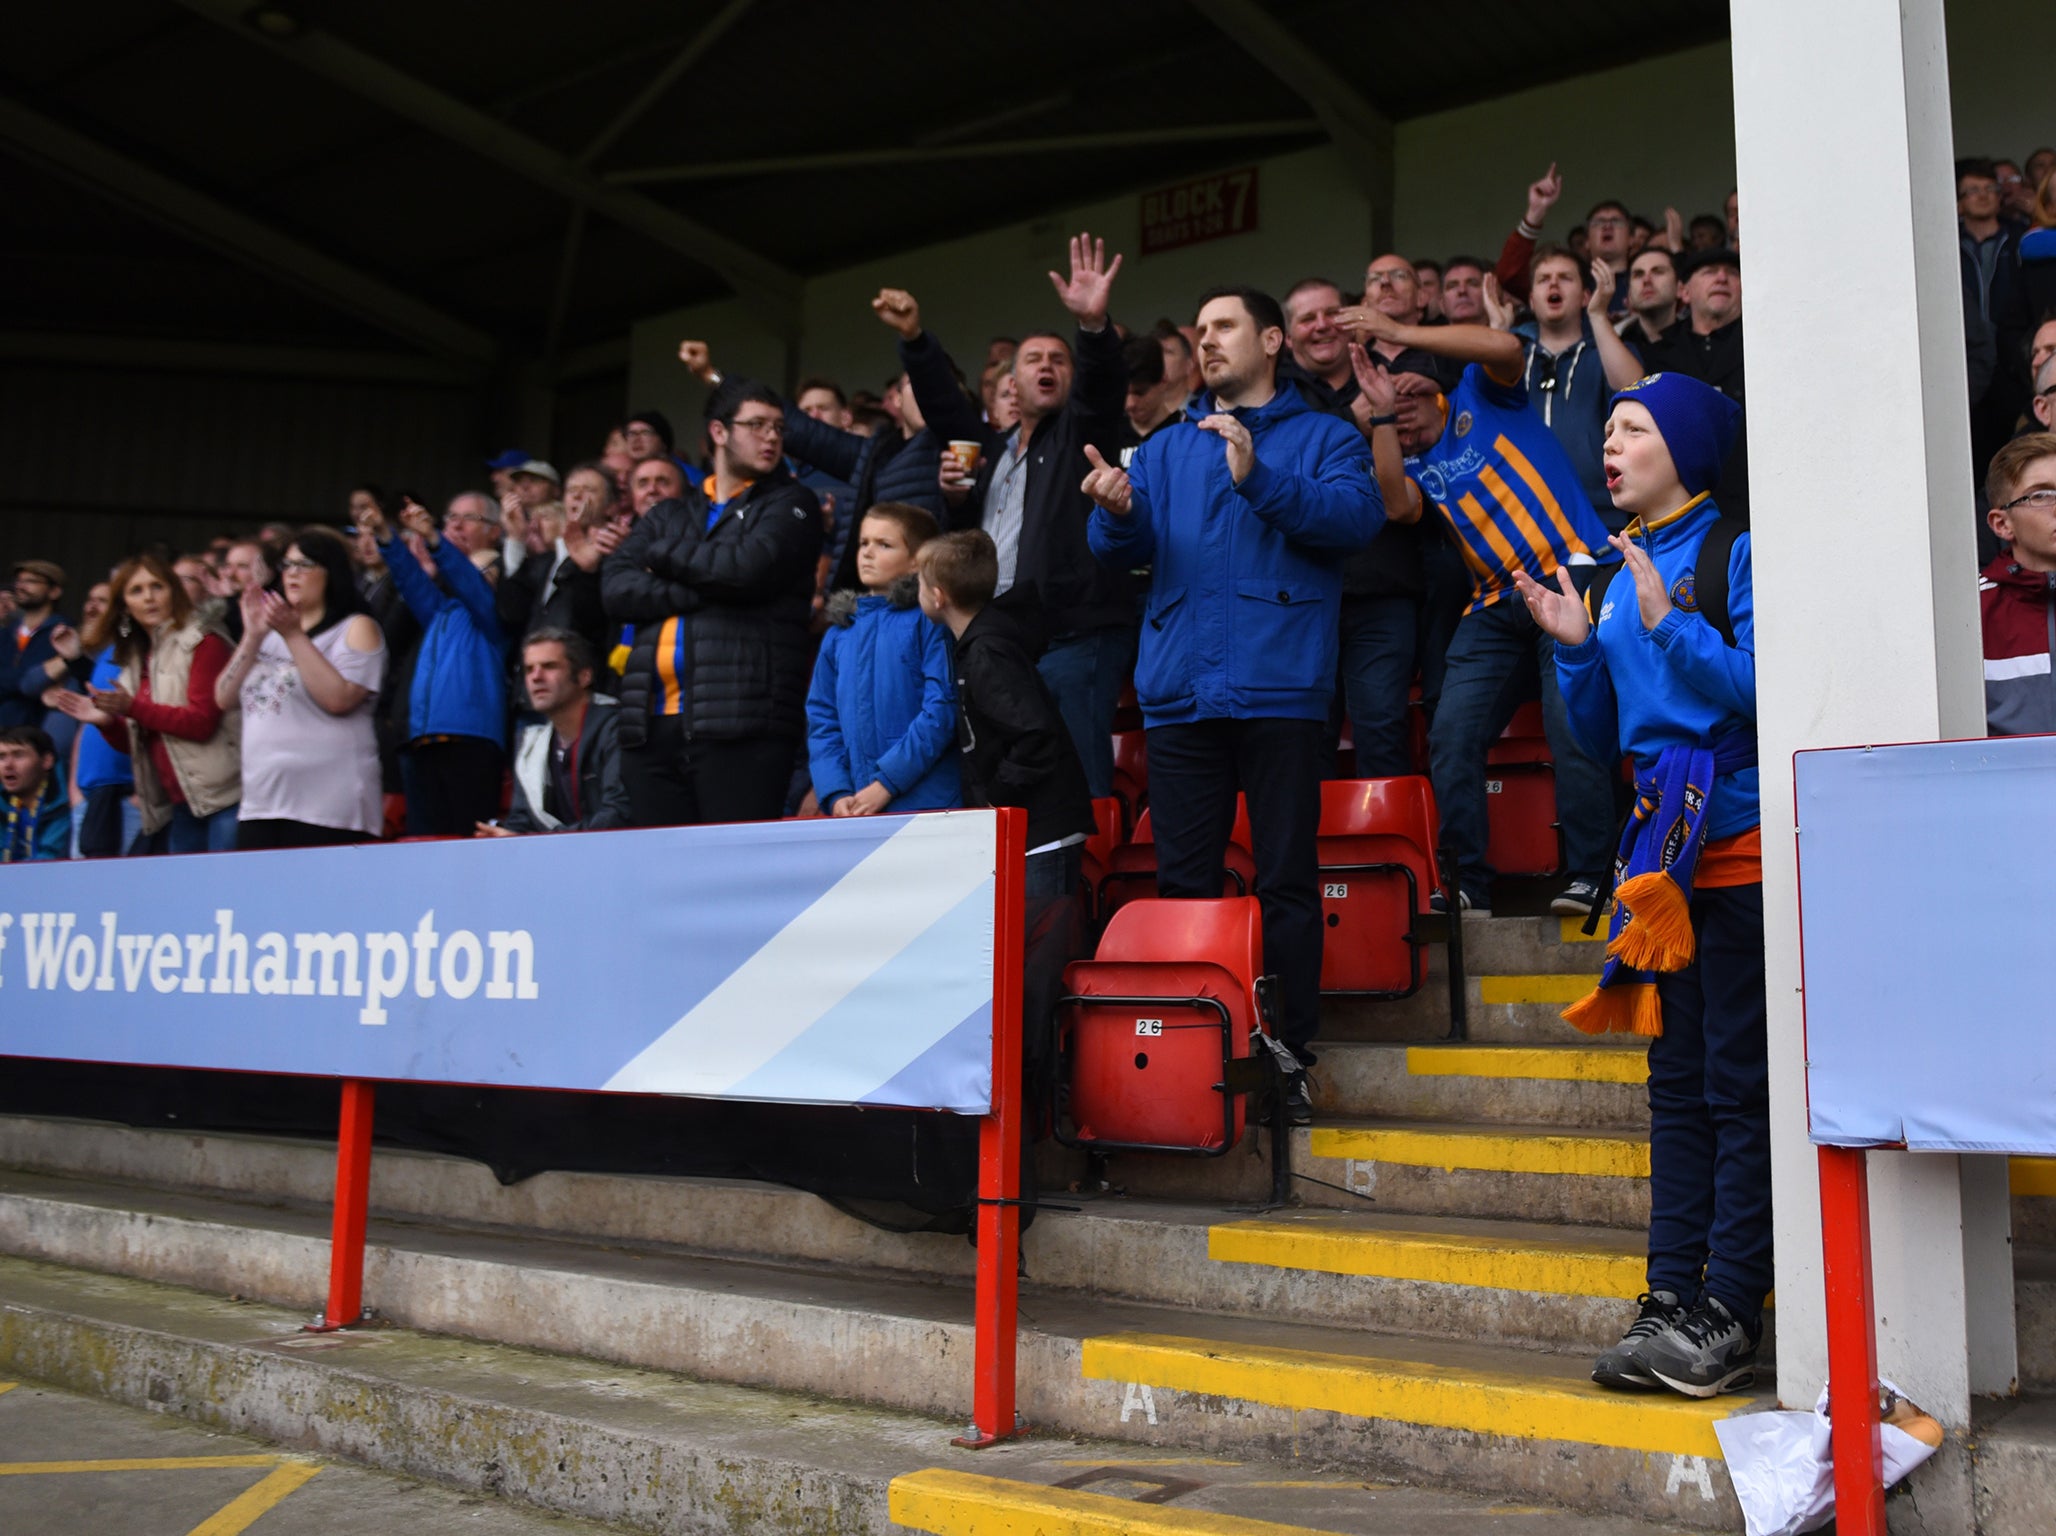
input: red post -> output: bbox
[306,1078,376,1333]
[954,807,1027,1448]
[1819,1144,1887,1536]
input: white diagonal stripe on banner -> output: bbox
[601,812,995,1095]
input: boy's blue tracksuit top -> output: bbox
[805,580,961,812]
[379,534,507,747]
[1087,385,1383,727]
[1555,493,1759,841]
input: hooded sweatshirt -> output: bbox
[805,573,961,813]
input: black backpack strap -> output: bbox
[1694,516,1744,648]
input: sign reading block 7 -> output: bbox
[1140,167,1258,255]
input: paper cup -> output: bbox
[946,440,983,476]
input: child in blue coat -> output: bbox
[806,503,961,816]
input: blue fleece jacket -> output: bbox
[380,535,507,747]
[1088,385,1383,726]
[805,583,961,812]
[1555,494,1758,839]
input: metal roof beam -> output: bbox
[577,0,757,166]
[0,331,484,383]
[608,119,1324,186]
[1184,0,1395,248]
[0,98,497,365]
[170,0,803,335]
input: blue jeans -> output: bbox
[1337,594,1418,779]
[1415,537,1470,728]
[1038,626,1138,801]
[144,803,239,855]
[1428,576,1614,903]
[1648,884,1773,1327]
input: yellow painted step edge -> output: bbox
[1407,1044,1647,1084]
[1560,916,1607,943]
[2012,1157,2056,1198]
[1081,1333,1733,1460]
[1478,974,1599,1005]
[890,1468,1354,1536]
[1309,1125,1651,1178]
[1209,1219,1645,1299]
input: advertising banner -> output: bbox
[0,810,999,1114]
[1796,736,2056,1153]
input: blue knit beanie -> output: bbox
[1608,373,1742,498]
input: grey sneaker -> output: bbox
[1550,878,1602,917]
[1284,1071,1314,1127]
[1592,1290,1686,1390]
[1641,1295,1760,1398]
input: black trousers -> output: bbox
[621,715,797,827]
[236,818,370,852]
[402,737,504,838]
[1143,717,1324,1064]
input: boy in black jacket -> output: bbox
[915,530,1092,896]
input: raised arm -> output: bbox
[1339,306,1525,379]
[1493,161,1562,303]
[1346,346,1423,525]
[1585,263,1648,391]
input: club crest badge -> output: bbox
[1453,410,1473,438]
[1670,572,1699,612]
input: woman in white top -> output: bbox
[216,527,387,849]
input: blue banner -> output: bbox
[0,810,999,1114]
[1796,736,2056,1153]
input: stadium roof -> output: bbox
[2,0,1729,378]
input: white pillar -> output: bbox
[1728,0,2008,1447]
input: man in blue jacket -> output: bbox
[1083,285,1385,1121]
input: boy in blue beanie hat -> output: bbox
[1514,371,1769,1399]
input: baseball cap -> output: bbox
[11,559,64,588]
[485,449,532,472]
[1681,247,1741,280]
[511,459,561,484]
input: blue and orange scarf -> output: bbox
[1564,731,1756,1037]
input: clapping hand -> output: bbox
[1610,533,1673,630]
[399,497,438,547]
[49,623,82,662]
[1347,343,1398,418]
[1586,259,1617,318]
[260,588,302,638]
[50,688,117,729]
[90,685,133,718]
[1510,565,1592,646]
[871,288,922,341]
[1481,272,1519,332]
[239,585,272,640]
[1079,443,1133,515]
[1048,231,1122,331]
[1196,413,1254,485]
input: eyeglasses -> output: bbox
[279,557,323,572]
[1587,215,1629,229]
[1363,270,1413,288]
[727,416,785,438]
[444,512,490,526]
[2004,488,2056,512]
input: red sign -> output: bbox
[1138,167,1259,255]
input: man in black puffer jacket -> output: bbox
[601,378,823,826]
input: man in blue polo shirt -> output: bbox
[1084,285,1384,1122]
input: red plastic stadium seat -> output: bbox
[1111,730,1149,834]
[1059,896,1269,1153]
[1485,701,1561,876]
[1112,680,1145,735]
[1317,776,1445,996]
[1079,797,1126,918]
[1098,797,1256,917]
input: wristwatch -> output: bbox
[1366,413,1400,428]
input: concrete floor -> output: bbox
[0,1376,614,1535]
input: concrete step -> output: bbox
[1312,1042,1649,1129]
[1973,1395,2056,1536]
[2015,1156,2056,1246]
[0,1256,1705,1536]
[0,1192,1764,1529]
[1321,973,1613,1046]
[2018,1244,2055,1391]
[1455,913,1612,973]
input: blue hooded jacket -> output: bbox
[805,576,961,812]
[1088,384,1382,726]
[380,534,507,747]
[1556,493,1758,839]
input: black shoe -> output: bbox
[1284,1071,1314,1127]
[1640,1294,1760,1398]
[1591,1290,1687,1390]
[1550,878,1602,917]
[1429,890,1490,917]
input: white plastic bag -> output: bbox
[1712,1379,1940,1536]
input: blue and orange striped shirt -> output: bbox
[1406,362,1618,615]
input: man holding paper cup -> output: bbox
[875,232,1135,798]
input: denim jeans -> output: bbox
[1337,594,1419,779]
[1648,884,1773,1327]
[1415,537,1470,728]
[1037,625,1139,800]
[1427,575,1614,903]
[1143,717,1324,1064]
[141,802,239,855]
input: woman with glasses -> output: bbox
[214,527,386,850]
